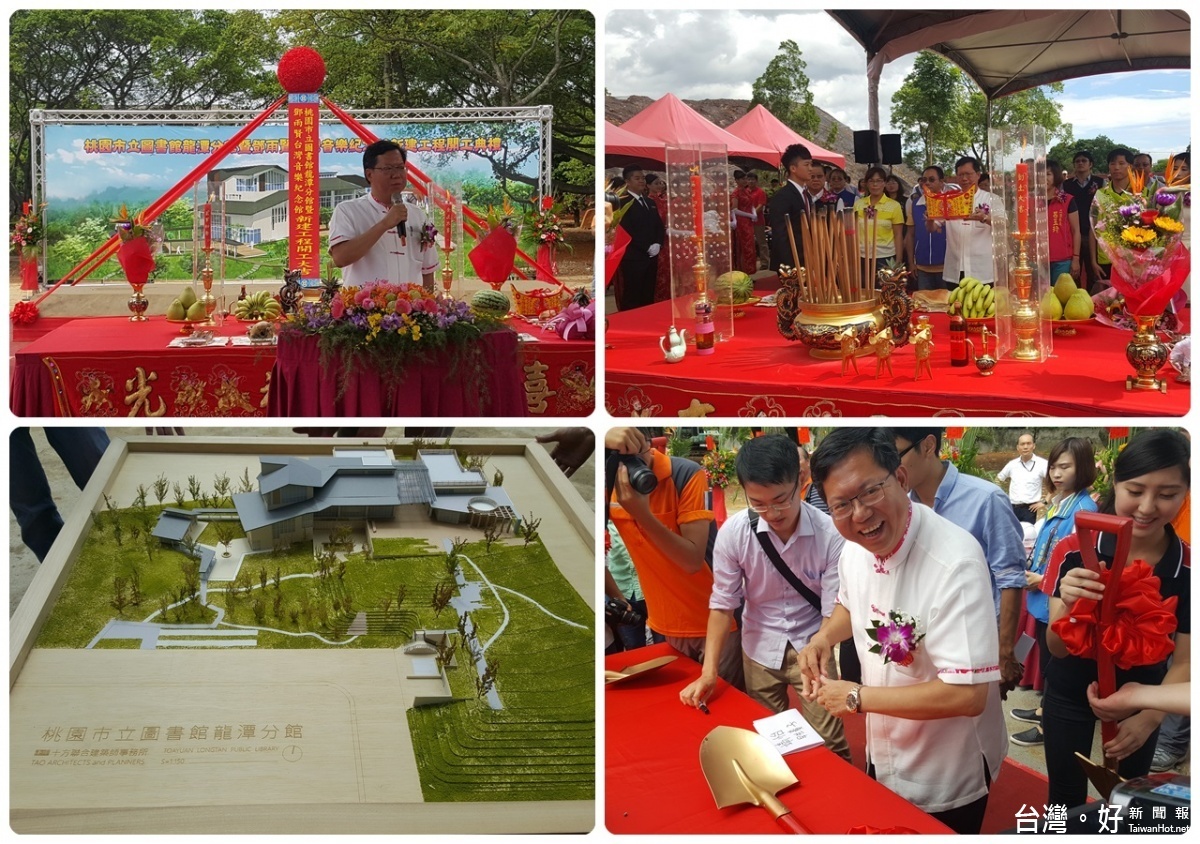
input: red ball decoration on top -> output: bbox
[277,46,326,94]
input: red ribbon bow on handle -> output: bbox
[1051,513,1178,796]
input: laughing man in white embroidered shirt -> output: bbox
[798,428,1006,835]
[328,140,439,290]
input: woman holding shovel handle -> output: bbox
[1042,429,1190,811]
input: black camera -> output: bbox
[609,452,657,495]
[604,596,645,627]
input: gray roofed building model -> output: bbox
[231,448,518,551]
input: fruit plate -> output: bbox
[964,316,995,333]
[1052,317,1095,336]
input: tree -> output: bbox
[492,469,504,487]
[274,10,594,197]
[475,656,500,699]
[212,473,232,508]
[1048,135,1132,174]
[395,583,408,609]
[520,512,542,548]
[959,83,1070,167]
[213,521,236,557]
[9,10,283,212]
[435,634,459,671]
[431,581,455,619]
[172,482,187,509]
[444,550,461,579]
[238,467,255,494]
[187,475,203,503]
[890,51,968,169]
[482,521,502,553]
[750,40,820,138]
[152,474,170,506]
[110,576,129,615]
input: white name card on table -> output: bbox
[753,708,826,755]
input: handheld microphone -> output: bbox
[391,193,407,241]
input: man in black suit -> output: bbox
[616,165,665,310]
[767,144,813,273]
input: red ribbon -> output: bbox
[1050,560,1178,669]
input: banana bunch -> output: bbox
[233,290,282,320]
[948,276,995,318]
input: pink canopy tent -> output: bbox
[604,120,667,165]
[621,93,779,167]
[725,105,846,170]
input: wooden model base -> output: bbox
[10,436,594,833]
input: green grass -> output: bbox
[405,537,594,802]
[92,639,143,649]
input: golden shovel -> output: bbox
[604,655,677,686]
[699,725,811,833]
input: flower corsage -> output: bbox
[418,222,439,249]
[866,610,925,666]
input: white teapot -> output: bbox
[660,325,689,363]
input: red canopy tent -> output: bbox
[604,120,666,165]
[725,104,846,169]
[620,93,779,168]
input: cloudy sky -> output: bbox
[605,10,1191,162]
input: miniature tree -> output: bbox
[274,567,282,590]
[187,475,203,503]
[272,591,284,619]
[289,607,300,626]
[395,583,408,609]
[520,512,542,548]
[213,521,236,558]
[179,559,200,599]
[444,550,460,579]
[380,595,393,616]
[128,564,143,606]
[180,532,200,561]
[451,537,469,557]
[142,534,157,567]
[112,519,124,548]
[238,467,254,494]
[224,585,238,615]
[476,656,501,699]
[482,520,502,553]
[456,611,469,642]
[129,525,142,544]
[133,485,148,510]
[336,560,347,582]
[251,597,266,625]
[213,473,232,508]
[158,595,172,624]
[435,634,459,671]
[172,482,186,509]
[431,581,455,619]
[110,576,129,616]
[329,523,353,551]
[152,473,170,506]
[493,468,504,486]
[259,567,268,591]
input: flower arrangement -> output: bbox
[281,280,504,396]
[701,448,736,489]
[11,200,45,254]
[1091,156,1190,315]
[484,197,520,238]
[866,610,925,666]
[524,195,573,251]
[112,204,150,242]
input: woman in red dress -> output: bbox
[732,171,757,275]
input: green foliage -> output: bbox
[750,40,820,137]
[1047,135,1136,175]
[891,51,1069,171]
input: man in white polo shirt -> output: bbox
[799,428,1006,834]
[328,140,439,289]
[995,431,1049,525]
[679,434,849,760]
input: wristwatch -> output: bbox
[846,685,863,714]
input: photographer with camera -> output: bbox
[606,427,742,688]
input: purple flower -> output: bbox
[1156,191,1177,208]
[1119,204,1140,218]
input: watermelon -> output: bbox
[714,271,754,304]
[471,289,511,316]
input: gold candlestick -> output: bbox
[200,248,217,326]
[692,233,715,354]
[1008,231,1041,360]
[440,243,455,301]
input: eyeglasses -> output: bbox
[748,481,799,515]
[828,474,894,521]
[370,166,407,173]
[896,442,918,460]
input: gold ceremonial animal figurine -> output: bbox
[838,326,860,376]
[912,322,934,381]
[869,325,895,378]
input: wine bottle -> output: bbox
[949,301,968,367]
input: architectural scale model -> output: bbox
[13,439,593,831]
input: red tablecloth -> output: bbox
[606,644,952,834]
[605,297,1189,417]
[11,317,594,417]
